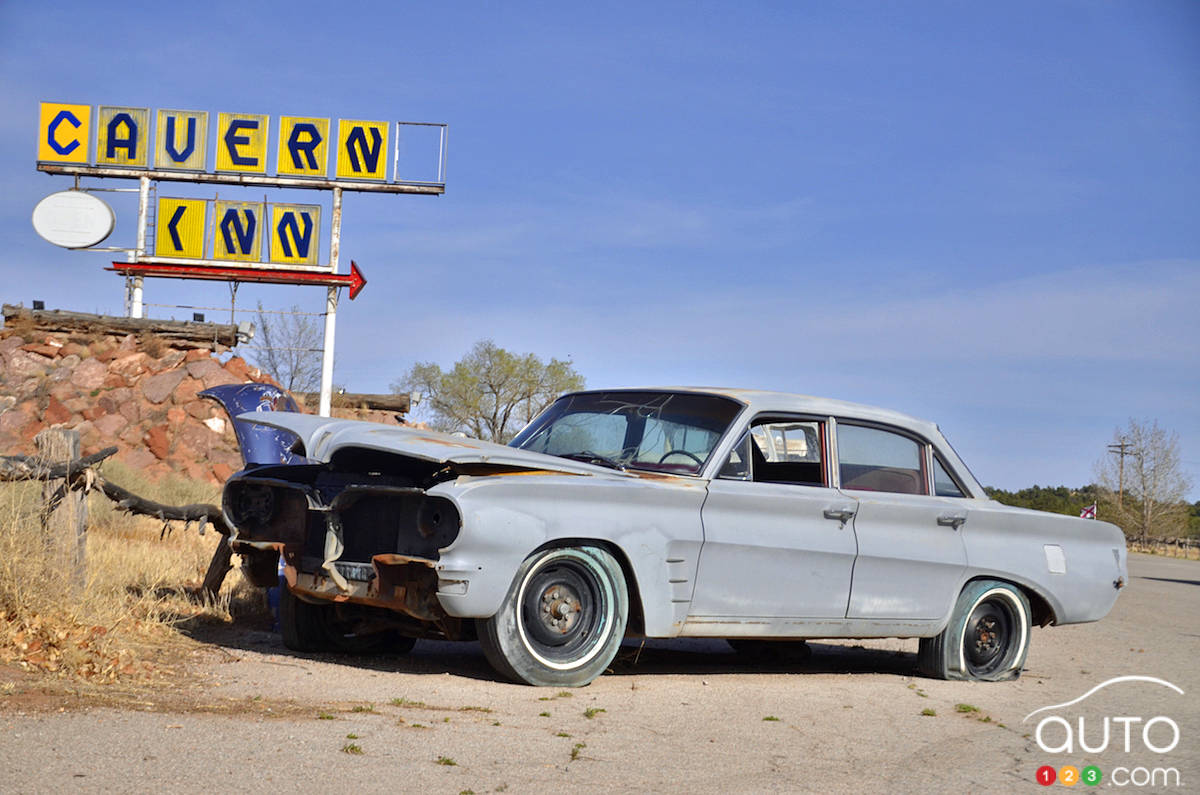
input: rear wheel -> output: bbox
[477,546,628,687]
[919,580,1031,681]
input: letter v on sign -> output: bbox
[153,198,207,259]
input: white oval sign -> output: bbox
[31,190,115,249]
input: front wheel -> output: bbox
[918,580,1031,681]
[279,588,414,655]
[477,546,628,687]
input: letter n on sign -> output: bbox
[269,204,322,266]
[336,119,390,181]
[212,201,263,262]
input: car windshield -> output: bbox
[510,391,744,475]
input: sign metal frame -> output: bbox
[37,105,445,418]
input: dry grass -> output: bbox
[0,461,263,684]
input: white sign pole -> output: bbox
[319,187,342,418]
[130,175,149,318]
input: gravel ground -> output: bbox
[1,553,1197,793]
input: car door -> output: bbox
[835,421,967,620]
[690,417,859,620]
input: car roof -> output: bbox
[563,386,942,439]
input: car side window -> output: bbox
[933,455,966,498]
[718,432,752,480]
[837,424,924,495]
[720,419,826,486]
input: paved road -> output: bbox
[1,553,1197,793]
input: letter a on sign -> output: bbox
[155,109,208,171]
[38,103,91,164]
[95,106,149,168]
[215,113,269,174]
[277,117,330,178]
[154,198,207,259]
[270,204,322,266]
[213,201,264,262]
[336,119,390,181]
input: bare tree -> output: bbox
[395,339,585,443]
[246,302,322,394]
[1095,419,1192,541]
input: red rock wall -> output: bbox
[0,329,277,483]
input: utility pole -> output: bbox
[1108,439,1131,509]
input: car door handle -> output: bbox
[937,512,968,529]
[823,506,857,523]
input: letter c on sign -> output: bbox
[48,110,82,155]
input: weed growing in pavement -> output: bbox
[955,703,979,713]
[342,744,363,755]
[921,708,937,717]
[390,696,426,707]
[352,703,375,713]
[570,742,586,761]
[583,707,606,719]
[762,715,780,722]
[436,756,457,766]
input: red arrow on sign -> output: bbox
[109,260,368,300]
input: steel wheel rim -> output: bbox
[964,598,1013,676]
[518,556,608,667]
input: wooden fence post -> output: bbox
[35,428,86,590]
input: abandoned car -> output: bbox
[219,388,1128,687]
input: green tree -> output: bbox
[394,340,585,443]
[1095,419,1192,542]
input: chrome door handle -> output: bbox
[823,506,856,523]
[937,512,967,529]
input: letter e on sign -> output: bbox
[154,198,207,259]
[270,203,322,266]
[277,117,330,178]
[215,113,269,174]
[95,106,149,168]
[155,109,208,171]
[38,103,91,164]
[213,200,263,262]
[336,119,389,181]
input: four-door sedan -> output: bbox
[221,388,1127,687]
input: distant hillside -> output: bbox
[985,483,1200,535]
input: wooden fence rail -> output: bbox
[1,432,234,596]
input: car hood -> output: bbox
[238,411,620,477]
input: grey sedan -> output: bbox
[221,388,1127,687]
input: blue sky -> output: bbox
[2,2,1197,497]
